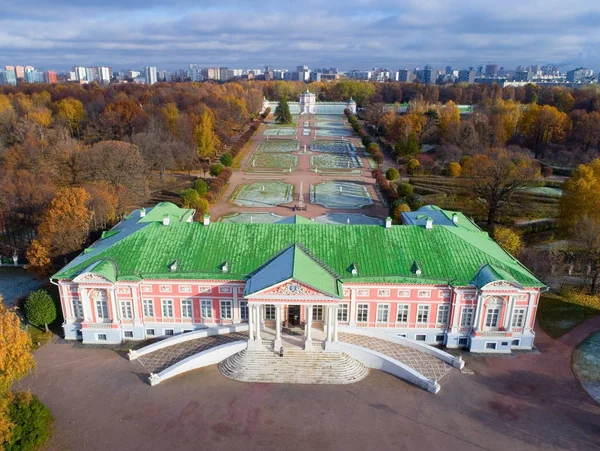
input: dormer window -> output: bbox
[168,260,178,272]
[221,262,230,273]
[411,260,422,276]
[349,263,359,277]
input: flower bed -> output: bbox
[257,140,299,153]
[310,140,356,154]
[246,153,298,171]
[310,154,362,169]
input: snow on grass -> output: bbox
[572,331,600,404]
[230,181,293,207]
[257,140,299,153]
[311,181,373,209]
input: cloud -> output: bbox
[0,0,598,70]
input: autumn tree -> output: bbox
[0,299,36,444]
[386,167,399,181]
[54,97,86,137]
[102,97,147,139]
[463,148,539,225]
[559,159,600,232]
[274,97,292,125]
[180,189,209,216]
[493,226,523,256]
[570,110,600,152]
[193,110,220,160]
[24,290,57,332]
[437,101,461,143]
[570,216,600,293]
[447,162,462,178]
[518,104,570,158]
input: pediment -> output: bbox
[480,280,523,291]
[245,278,339,300]
[72,272,113,284]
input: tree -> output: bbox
[406,159,422,175]
[0,299,36,444]
[396,182,414,197]
[463,149,539,225]
[194,110,220,160]
[386,168,399,181]
[54,97,85,137]
[24,290,57,333]
[559,159,600,232]
[4,392,53,451]
[570,216,600,293]
[391,203,411,224]
[220,153,233,167]
[180,189,209,216]
[437,101,461,143]
[518,104,570,158]
[570,110,600,152]
[274,97,292,125]
[209,163,224,177]
[393,133,420,159]
[193,179,208,196]
[447,162,462,178]
[493,226,523,256]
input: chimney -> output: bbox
[203,214,211,226]
[139,207,146,218]
[385,216,392,229]
[425,217,433,230]
[452,213,458,224]
[162,214,170,226]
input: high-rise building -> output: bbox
[398,69,414,82]
[72,66,88,83]
[515,71,533,82]
[445,65,452,75]
[476,66,484,77]
[98,67,111,84]
[566,67,593,83]
[144,66,157,85]
[14,66,25,79]
[0,69,17,86]
[24,68,44,83]
[420,68,438,84]
[44,70,58,84]
[457,69,476,84]
[485,64,499,77]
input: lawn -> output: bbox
[263,128,296,137]
[311,181,373,209]
[315,128,353,138]
[316,121,348,129]
[572,331,600,403]
[310,154,362,170]
[219,212,285,223]
[256,140,299,153]
[246,153,297,172]
[310,140,356,154]
[537,292,600,339]
[230,181,294,207]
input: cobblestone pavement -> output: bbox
[137,332,248,374]
[339,333,452,381]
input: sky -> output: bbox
[1,0,599,71]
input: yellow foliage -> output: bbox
[494,226,523,255]
[54,97,86,130]
[447,162,462,178]
[560,159,600,231]
[25,107,52,128]
[392,203,411,223]
[161,102,179,136]
[0,95,14,114]
[25,239,52,276]
[559,288,600,310]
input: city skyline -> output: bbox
[1,1,599,71]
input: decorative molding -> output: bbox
[274,282,320,297]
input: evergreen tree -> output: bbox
[274,97,292,124]
[24,290,56,333]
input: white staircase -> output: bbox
[219,349,369,384]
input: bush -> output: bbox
[391,203,411,223]
[396,182,414,197]
[447,161,462,178]
[192,179,208,196]
[405,193,423,211]
[24,290,56,332]
[493,226,523,256]
[386,168,400,181]
[219,153,233,167]
[5,392,53,451]
[541,165,553,178]
[209,163,224,177]
[406,159,422,175]
[180,189,210,216]
[361,136,372,148]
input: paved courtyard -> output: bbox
[137,332,248,374]
[339,333,452,381]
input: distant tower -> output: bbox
[299,89,316,114]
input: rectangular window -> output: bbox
[460,307,474,327]
[436,305,450,325]
[376,304,389,323]
[415,334,426,341]
[435,334,445,343]
[377,289,390,297]
[357,289,369,297]
[120,301,133,319]
[418,290,431,298]
[439,290,451,298]
[201,300,212,319]
[396,333,407,338]
[485,308,500,328]
[337,304,349,322]
[417,305,429,323]
[511,339,521,346]
[511,308,526,328]
[240,301,248,320]
[357,304,369,322]
[458,337,468,346]
[312,306,323,321]
[396,304,409,323]
[486,342,497,350]
[146,328,155,336]
[159,285,172,293]
[397,290,410,297]
[265,305,276,320]
[72,299,83,318]
[164,329,174,336]
[179,285,192,293]
[141,285,152,293]
[181,299,193,319]
[218,286,232,294]
[124,331,133,338]
[161,299,174,318]
[142,299,154,318]
[95,299,108,319]
[220,300,232,319]
[97,333,107,341]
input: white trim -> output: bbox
[376,303,390,323]
[163,328,175,336]
[484,341,497,350]
[396,304,409,323]
[416,304,430,324]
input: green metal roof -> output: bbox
[137,202,195,224]
[53,215,545,288]
[244,244,341,298]
[472,264,521,289]
[276,215,315,225]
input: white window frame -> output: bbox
[418,290,431,298]
[485,308,500,330]
[485,342,497,350]
[142,299,154,318]
[161,299,174,318]
[218,286,232,294]
[163,329,174,336]
[201,300,212,319]
[312,306,323,321]
[120,301,133,319]
[376,304,389,323]
[240,301,248,320]
[198,286,211,293]
[124,330,134,338]
[438,290,451,298]
[396,304,409,323]
[220,300,233,319]
[146,328,155,336]
[72,299,83,318]
[95,298,109,320]
[460,307,474,327]
[265,305,276,320]
[436,304,450,325]
[141,285,152,293]
[96,333,107,341]
[511,308,526,328]
[416,305,429,324]
[357,289,369,297]
[415,334,426,341]
[337,304,349,322]
[181,299,193,319]
[377,289,391,297]
[357,304,369,323]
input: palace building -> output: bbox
[52,203,545,354]
[262,90,357,115]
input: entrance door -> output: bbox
[288,305,300,326]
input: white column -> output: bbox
[79,287,92,322]
[450,292,460,333]
[248,304,254,341]
[349,290,356,327]
[255,304,262,341]
[274,305,282,349]
[305,305,313,349]
[325,306,332,342]
[233,288,239,322]
[131,286,141,326]
[524,293,536,333]
[110,288,119,323]
[473,294,484,331]
[505,296,515,331]
[333,306,339,342]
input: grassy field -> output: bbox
[230,181,294,207]
[246,153,298,172]
[256,140,299,153]
[312,181,373,209]
[537,292,600,339]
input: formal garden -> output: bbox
[256,140,299,153]
[230,181,294,207]
[313,213,383,225]
[263,128,297,137]
[219,212,286,223]
[310,154,362,171]
[310,140,357,154]
[315,127,353,138]
[245,153,298,173]
[316,121,348,129]
[310,181,373,209]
